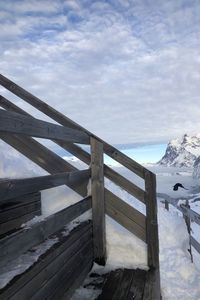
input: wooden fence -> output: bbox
[0,74,161,299]
[158,193,200,257]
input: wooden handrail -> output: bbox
[158,193,200,226]
[160,194,200,253]
[0,75,160,290]
[0,74,147,178]
[145,171,159,269]
[1,131,145,236]
[0,109,89,144]
[0,169,90,202]
[0,95,146,204]
[0,133,88,197]
[105,189,146,242]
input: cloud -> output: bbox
[0,0,200,145]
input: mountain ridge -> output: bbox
[158,133,200,167]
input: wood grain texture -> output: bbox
[97,268,147,300]
[145,171,159,269]
[0,197,91,268]
[0,96,146,203]
[106,201,146,242]
[0,75,148,177]
[0,222,93,300]
[0,133,88,197]
[0,170,90,202]
[0,192,41,236]
[144,171,161,299]
[143,268,161,300]
[0,109,89,144]
[91,137,106,265]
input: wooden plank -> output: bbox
[158,193,200,226]
[0,109,89,144]
[91,137,106,265]
[0,222,92,299]
[127,269,146,300]
[0,95,31,115]
[98,269,147,300]
[144,171,161,299]
[0,210,41,238]
[191,236,200,254]
[61,258,93,300]
[0,192,41,209]
[0,192,41,236]
[97,269,124,300]
[0,133,88,197]
[0,75,147,177]
[0,169,90,202]
[0,74,84,132]
[10,232,93,300]
[180,205,200,226]
[143,268,161,300]
[106,201,146,242]
[0,197,91,268]
[105,189,146,241]
[0,200,41,223]
[105,190,146,229]
[105,166,145,203]
[117,269,135,300]
[145,171,159,269]
[0,96,146,203]
[44,244,93,300]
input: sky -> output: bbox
[1,0,200,147]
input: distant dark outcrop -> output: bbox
[193,156,200,178]
[158,134,200,167]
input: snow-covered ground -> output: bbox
[72,164,200,300]
[1,142,200,299]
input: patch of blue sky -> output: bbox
[104,144,167,166]
[122,143,167,163]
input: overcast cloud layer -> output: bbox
[1,0,200,145]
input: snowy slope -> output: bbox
[158,134,200,167]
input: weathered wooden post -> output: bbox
[91,137,106,265]
[183,200,193,262]
[165,199,169,211]
[144,170,161,299]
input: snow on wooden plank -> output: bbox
[0,197,91,269]
[0,221,93,300]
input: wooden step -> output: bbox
[97,268,147,300]
[0,221,93,300]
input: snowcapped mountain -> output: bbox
[158,133,200,167]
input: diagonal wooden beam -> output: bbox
[0,133,88,197]
[0,74,147,178]
[0,109,89,144]
[0,95,145,203]
[0,169,90,202]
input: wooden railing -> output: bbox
[158,193,200,258]
[0,74,161,298]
